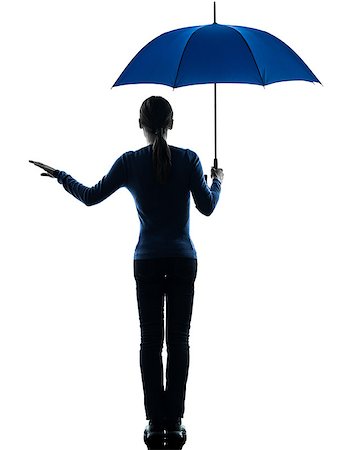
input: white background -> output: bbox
[1,0,337,449]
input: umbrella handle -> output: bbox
[205,156,218,183]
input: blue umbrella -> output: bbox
[113,2,320,167]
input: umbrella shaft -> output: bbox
[213,3,218,169]
[214,83,218,169]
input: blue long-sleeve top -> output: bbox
[56,145,221,260]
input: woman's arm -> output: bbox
[189,153,222,216]
[29,155,127,206]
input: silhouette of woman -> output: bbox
[29,96,223,449]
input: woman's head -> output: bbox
[139,97,173,184]
[139,96,173,137]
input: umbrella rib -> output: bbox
[173,26,205,87]
[229,26,265,86]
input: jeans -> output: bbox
[134,257,197,422]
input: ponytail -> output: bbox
[152,129,171,184]
[139,96,173,184]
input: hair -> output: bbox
[139,96,173,184]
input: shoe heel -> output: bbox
[144,431,165,450]
[165,430,186,449]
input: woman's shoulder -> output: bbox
[169,146,199,160]
[120,146,151,161]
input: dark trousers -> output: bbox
[134,257,197,422]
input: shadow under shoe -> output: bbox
[165,419,187,450]
[144,420,166,450]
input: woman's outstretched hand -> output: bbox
[211,167,224,183]
[29,160,58,178]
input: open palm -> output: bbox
[29,160,57,178]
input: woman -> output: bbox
[29,96,223,449]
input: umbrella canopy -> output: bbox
[113,23,319,88]
[113,16,320,167]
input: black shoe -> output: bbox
[165,419,187,450]
[144,420,165,450]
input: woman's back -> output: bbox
[122,145,221,259]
